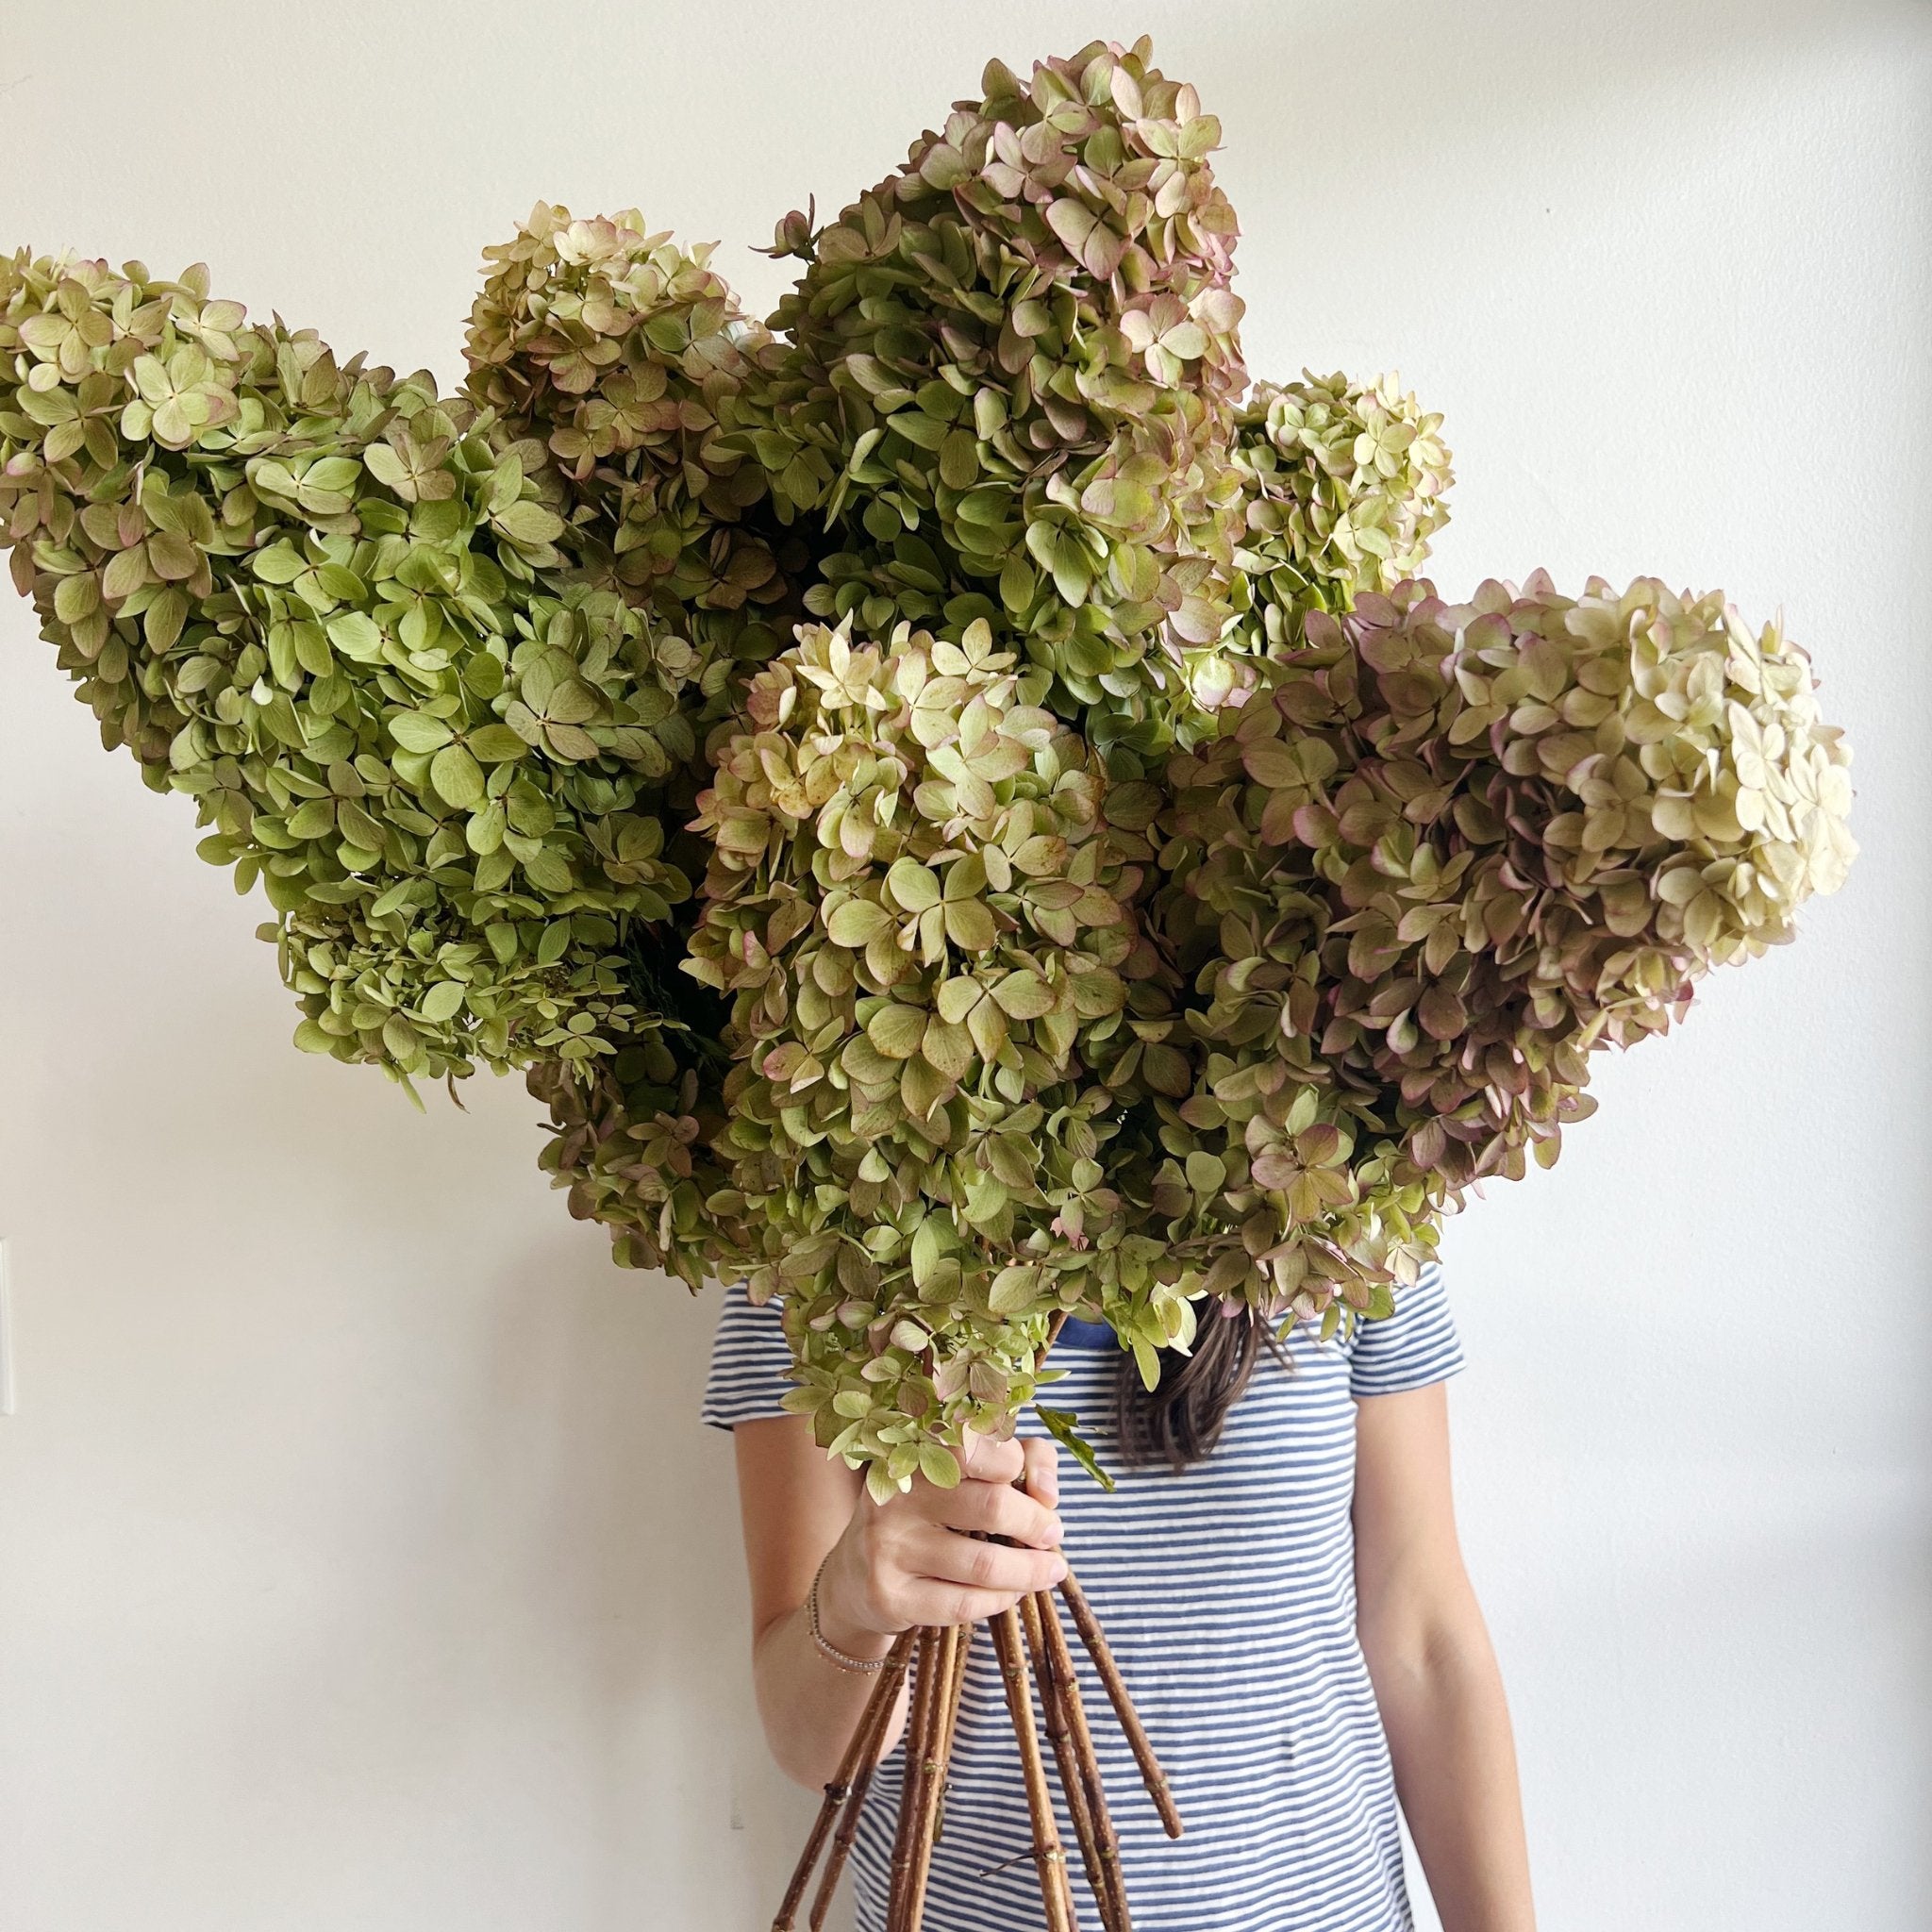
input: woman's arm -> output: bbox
[1353,1382,1537,1932]
[730,1417,1065,1790]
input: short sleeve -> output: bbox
[700,1281,802,1429]
[1348,1258,1465,1397]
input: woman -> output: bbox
[704,1261,1537,1930]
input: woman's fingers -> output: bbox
[841,1426,1072,1634]
[900,1522,1068,1599]
[956,1428,1026,1485]
[932,1475,1061,1548]
[912,1583,1051,1629]
[1021,1434,1060,1507]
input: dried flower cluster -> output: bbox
[462,202,796,713]
[740,40,1247,760]
[685,617,1192,1475]
[0,37,1856,1493]
[0,249,712,1092]
[1142,572,1856,1332]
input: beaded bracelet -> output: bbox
[807,1556,891,1674]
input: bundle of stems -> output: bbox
[771,1570,1181,1932]
[773,1319,1181,1929]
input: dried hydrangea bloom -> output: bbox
[736,36,1247,752]
[1187,372,1451,689]
[464,202,802,740]
[527,1034,741,1290]
[0,250,707,1091]
[686,617,1192,1491]
[1153,570,1857,1322]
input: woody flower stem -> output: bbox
[1058,1570,1185,1839]
[902,1622,972,1932]
[1040,1587,1134,1928]
[1024,1588,1129,1931]
[991,1602,1078,1931]
[808,1632,915,1929]
[887,1627,946,1929]
[773,1628,916,1931]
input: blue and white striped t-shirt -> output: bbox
[703,1263,1464,1932]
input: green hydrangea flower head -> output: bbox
[681,613,1196,1485]
[1180,372,1453,705]
[0,247,709,1094]
[737,36,1248,758]
[1152,570,1857,1314]
[464,200,801,742]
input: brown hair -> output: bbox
[1112,1305,1289,1471]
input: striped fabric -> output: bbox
[703,1264,1463,1931]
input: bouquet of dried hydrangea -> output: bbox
[0,35,1855,1930]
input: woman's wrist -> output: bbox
[808,1542,898,1665]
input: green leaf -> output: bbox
[826,898,892,947]
[919,1017,974,1082]
[290,621,333,677]
[1241,738,1304,788]
[1186,1150,1227,1194]
[885,857,941,912]
[867,1004,926,1060]
[1045,198,1098,261]
[998,554,1036,614]
[494,501,564,546]
[989,1266,1041,1315]
[53,572,100,625]
[523,847,573,892]
[991,971,1055,1019]
[466,724,528,763]
[429,744,486,810]
[544,678,598,726]
[900,1054,951,1121]
[16,383,76,427]
[362,442,411,493]
[935,976,980,1024]
[325,611,384,663]
[466,802,506,856]
[917,1443,961,1489]
[250,541,307,585]
[1050,539,1091,608]
[286,799,336,841]
[419,982,465,1024]
[943,899,997,952]
[390,711,453,753]
[291,1020,336,1056]
[1037,1407,1115,1492]
[299,457,361,514]
[910,1216,943,1288]
[143,588,189,652]
[938,430,979,492]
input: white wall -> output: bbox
[1,4,1925,1928]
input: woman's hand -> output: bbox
[811,1431,1066,1657]
[731,1414,1064,1788]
